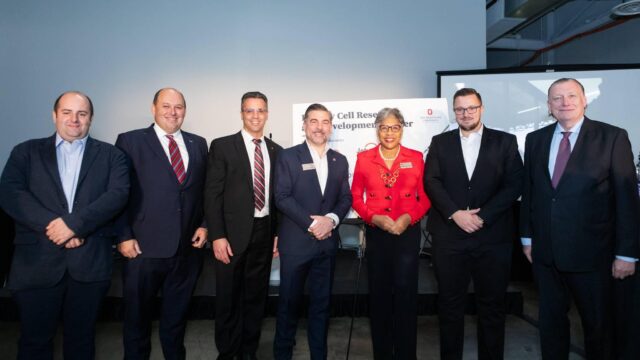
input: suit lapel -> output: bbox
[539,124,555,187]
[41,135,66,205]
[298,143,324,197]
[469,128,491,182]
[265,137,278,192]
[76,137,99,188]
[554,118,591,191]
[181,131,196,185]
[324,149,341,199]
[142,125,181,184]
[234,132,253,189]
[449,130,470,183]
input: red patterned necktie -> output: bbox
[166,135,186,184]
[551,131,571,189]
[253,139,265,210]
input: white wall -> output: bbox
[0,1,486,165]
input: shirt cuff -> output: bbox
[325,213,339,229]
[616,256,638,262]
[521,237,532,246]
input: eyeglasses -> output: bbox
[453,105,481,115]
[378,124,403,133]
[242,108,268,115]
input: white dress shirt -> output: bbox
[241,129,271,218]
[459,124,483,179]
[305,141,339,227]
[153,124,189,171]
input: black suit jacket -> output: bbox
[204,132,282,254]
[0,135,130,290]
[520,117,639,271]
[424,127,523,248]
[115,125,208,258]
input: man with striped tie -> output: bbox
[115,88,209,359]
[205,91,282,360]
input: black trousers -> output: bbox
[533,261,613,360]
[214,216,273,359]
[273,249,336,360]
[12,273,110,360]
[366,223,420,360]
[614,264,640,360]
[122,249,202,360]
[433,241,512,360]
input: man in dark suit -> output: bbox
[520,78,639,359]
[272,103,352,360]
[116,88,208,360]
[205,91,282,360]
[424,88,523,360]
[0,91,130,359]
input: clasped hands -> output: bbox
[308,215,334,241]
[451,208,484,233]
[372,213,411,235]
[46,217,84,249]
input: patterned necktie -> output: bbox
[166,135,186,184]
[253,139,266,210]
[551,131,571,189]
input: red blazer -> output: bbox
[351,145,430,225]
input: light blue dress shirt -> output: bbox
[521,119,637,262]
[56,134,87,213]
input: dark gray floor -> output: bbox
[0,282,586,359]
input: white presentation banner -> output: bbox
[292,98,450,217]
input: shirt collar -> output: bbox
[458,123,484,139]
[55,133,88,147]
[153,123,182,139]
[554,117,584,135]
[241,128,265,144]
[305,140,329,158]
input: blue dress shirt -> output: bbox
[56,134,87,213]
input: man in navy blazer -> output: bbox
[273,103,352,360]
[115,88,208,360]
[520,78,639,359]
[0,91,130,359]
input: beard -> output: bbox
[459,119,481,132]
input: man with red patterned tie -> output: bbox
[205,92,282,360]
[115,88,209,360]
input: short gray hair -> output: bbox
[374,108,405,127]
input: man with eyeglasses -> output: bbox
[205,91,282,359]
[520,78,639,359]
[424,87,523,360]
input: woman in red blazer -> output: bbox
[351,108,430,359]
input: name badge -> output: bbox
[302,163,316,171]
[399,162,413,169]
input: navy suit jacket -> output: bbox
[115,125,208,258]
[0,135,129,290]
[520,118,640,271]
[204,132,282,254]
[424,127,523,248]
[274,143,352,256]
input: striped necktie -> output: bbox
[166,135,186,184]
[253,138,265,210]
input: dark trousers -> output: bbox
[433,241,512,360]
[614,264,640,360]
[122,250,202,360]
[366,224,420,360]
[12,273,110,360]
[215,216,273,359]
[533,262,612,360]
[273,249,336,360]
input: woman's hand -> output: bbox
[371,214,395,232]
[389,213,412,235]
